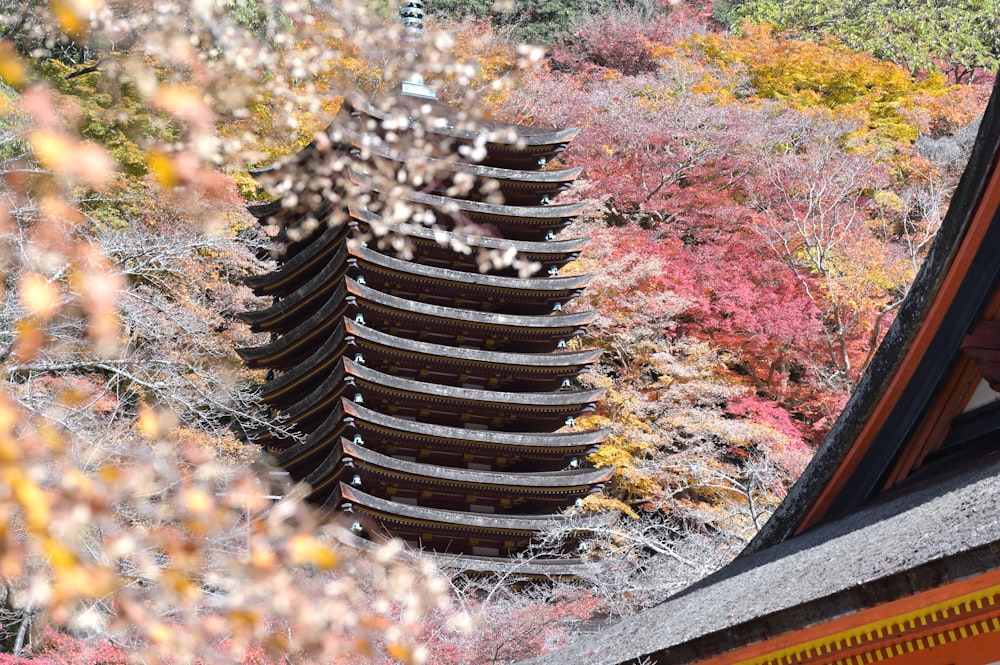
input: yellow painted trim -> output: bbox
[730,584,1000,665]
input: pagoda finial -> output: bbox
[398,0,438,100]
[399,0,425,38]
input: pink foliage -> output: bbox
[416,588,603,664]
[550,4,710,76]
[726,394,812,476]
[0,628,129,665]
[551,14,670,75]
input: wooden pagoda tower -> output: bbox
[236,3,611,572]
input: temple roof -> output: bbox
[273,406,346,465]
[345,93,580,148]
[402,189,586,221]
[239,243,347,332]
[259,362,346,435]
[236,282,347,368]
[350,207,589,258]
[259,322,346,405]
[252,133,582,183]
[244,222,348,296]
[527,453,1000,664]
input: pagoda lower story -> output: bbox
[237,90,612,573]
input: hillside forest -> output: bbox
[0,0,995,663]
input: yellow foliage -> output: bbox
[30,128,115,187]
[588,443,637,469]
[288,533,341,570]
[50,0,102,38]
[686,25,956,146]
[574,414,611,430]
[5,467,51,530]
[0,42,27,89]
[576,494,637,519]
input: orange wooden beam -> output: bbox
[694,569,1000,665]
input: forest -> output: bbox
[0,0,994,662]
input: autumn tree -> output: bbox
[724,0,1000,83]
[0,1,530,662]
[743,114,911,394]
[426,0,673,45]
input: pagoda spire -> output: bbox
[397,0,437,100]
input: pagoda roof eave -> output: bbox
[259,321,347,403]
[344,358,605,407]
[243,223,348,295]
[247,199,283,218]
[344,93,580,147]
[350,244,591,291]
[351,208,589,255]
[341,438,614,488]
[238,244,348,329]
[347,278,596,329]
[362,137,583,184]
[344,318,601,368]
[236,283,348,366]
[405,187,586,220]
[265,362,346,428]
[306,124,583,184]
[272,404,346,466]
[343,400,609,449]
[335,483,616,532]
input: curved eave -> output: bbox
[341,439,614,489]
[335,483,615,533]
[247,199,283,219]
[347,279,596,330]
[344,318,600,368]
[259,322,347,405]
[344,358,604,407]
[244,223,348,296]
[346,94,580,147]
[335,124,581,183]
[259,362,346,436]
[406,189,585,221]
[350,244,591,292]
[236,283,347,367]
[350,208,589,256]
[343,400,609,449]
[365,139,582,185]
[272,404,346,466]
[238,244,348,331]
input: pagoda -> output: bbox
[236,2,611,571]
